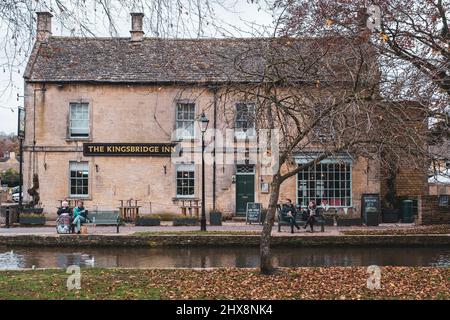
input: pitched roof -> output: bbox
[24,37,375,84]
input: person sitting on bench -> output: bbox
[57,201,72,217]
[280,199,300,233]
[304,200,317,232]
[72,200,88,234]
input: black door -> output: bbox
[236,173,255,215]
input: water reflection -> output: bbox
[0,246,449,270]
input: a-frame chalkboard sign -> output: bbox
[245,202,262,224]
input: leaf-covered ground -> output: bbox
[341,224,450,235]
[0,267,448,300]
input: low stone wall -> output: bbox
[0,234,449,247]
[418,195,450,225]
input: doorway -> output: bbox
[235,165,255,215]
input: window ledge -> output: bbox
[172,138,199,142]
[172,197,199,201]
[234,132,256,139]
[66,137,91,142]
[67,197,92,201]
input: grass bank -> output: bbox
[0,267,448,300]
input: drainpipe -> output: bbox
[212,86,217,212]
[32,84,46,189]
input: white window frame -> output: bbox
[295,157,352,208]
[69,161,89,198]
[175,102,196,140]
[234,103,256,139]
[176,163,195,198]
[69,102,90,139]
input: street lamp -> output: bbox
[198,112,209,231]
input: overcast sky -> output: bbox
[0,0,275,134]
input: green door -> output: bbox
[236,174,255,215]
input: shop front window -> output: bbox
[297,161,351,207]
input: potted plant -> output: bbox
[19,213,46,225]
[21,207,44,214]
[209,210,222,226]
[135,215,161,226]
[336,208,363,226]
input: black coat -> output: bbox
[57,207,72,216]
[281,204,297,217]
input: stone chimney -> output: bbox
[130,13,144,41]
[36,12,53,42]
[356,7,371,43]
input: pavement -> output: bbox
[0,221,421,237]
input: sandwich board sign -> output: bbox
[246,202,262,224]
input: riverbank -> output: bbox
[1,233,450,247]
[0,267,448,300]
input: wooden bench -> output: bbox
[277,208,325,232]
[84,210,121,233]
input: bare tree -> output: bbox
[214,36,429,274]
[272,0,449,142]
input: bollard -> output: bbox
[5,206,10,228]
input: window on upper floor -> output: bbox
[313,117,336,142]
[235,103,256,138]
[69,102,89,138]
[175,103,195,140]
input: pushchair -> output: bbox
[56,213,73,234]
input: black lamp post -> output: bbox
[198,112,209,231]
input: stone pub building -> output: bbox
[22,11,430,220]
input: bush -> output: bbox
[141,213,178,221]
[173,217,198,226]
[135,216,161,226]
[19,213,44,218]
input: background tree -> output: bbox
[0,168,20,187]
[0,132,19,157]
[273,0,449,143]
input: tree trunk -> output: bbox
[260,174,281,275]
